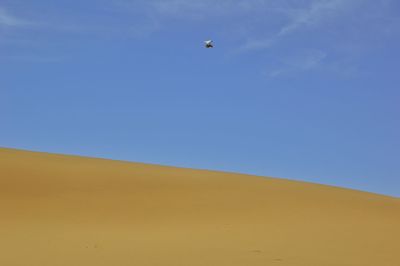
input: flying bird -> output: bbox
[204,40,214,48]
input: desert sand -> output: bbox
[0,147,399,266]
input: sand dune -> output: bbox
[0,147,399,266]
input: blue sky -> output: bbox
[1,0,400,197]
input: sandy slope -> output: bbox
[0,147,399,266]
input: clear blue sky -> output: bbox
[1,0,399,197]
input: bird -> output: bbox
[204,40,214,48]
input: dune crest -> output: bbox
[1,147,399,266]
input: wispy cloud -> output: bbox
[266,50,327,78]
[239,0,355,52]
[238,38,274,52]
[138,0,269,18]
[0,7,30,27]
[112,0,395,78]
[277,0,349,36]
[2,53,65,63]
[111,0,276,33]
[1,0,397,75]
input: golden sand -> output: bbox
[1,147,399,266]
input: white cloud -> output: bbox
[112,0,383,78]
[113,0,278,24]
[277,0,349,36]
[300,50,327,70]
[2,53,65,63]
[145,0,269,17]
[266,50,327,78]
[0,7,29,27]
[111,0,359,45]
[238,38,274,52]
[2,0,396,76]
[239,0,356,52]
[108,0,275,39]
